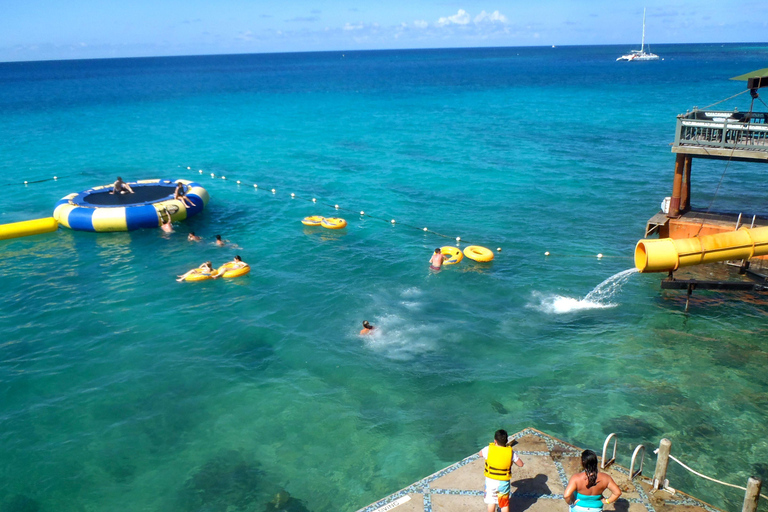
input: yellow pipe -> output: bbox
[635,225,768,273]
[0,217,59,241]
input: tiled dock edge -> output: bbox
[356,427,726,512]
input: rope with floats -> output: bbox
[184,167,499,251]
[183,166,623,261]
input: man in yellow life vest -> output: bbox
[479,429,524,512]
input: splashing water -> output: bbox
[532,268,639,314]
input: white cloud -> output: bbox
[343,22,364,31]
[437,9,471,27]
[474,10,507,24]
[414,20,428,29]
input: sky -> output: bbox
[0,0,766,62]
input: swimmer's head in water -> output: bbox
[216,235,222,241]
[362,321,372,329]
[434,248,441,253]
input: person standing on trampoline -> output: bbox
[110,177,134,195]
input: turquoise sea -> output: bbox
[2,44,768,512]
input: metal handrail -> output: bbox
[629,444,646,480]
[601,433,617,469]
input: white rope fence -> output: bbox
[659,450,768,501]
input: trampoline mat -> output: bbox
[79,185,175,206]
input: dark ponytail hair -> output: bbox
[582,449,598,488]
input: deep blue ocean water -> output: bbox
[2,43,768,512]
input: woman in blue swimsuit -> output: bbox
[563,450,622,511]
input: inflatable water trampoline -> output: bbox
[54,179,209,232]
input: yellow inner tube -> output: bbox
[183,268,219,281]
[463,245,494,262]
[217,262,251,278]
[321,217,347,229]
[440,246,464,265]
[302,216,325,226]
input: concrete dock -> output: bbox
[356,428,725,512]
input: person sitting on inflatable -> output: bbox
[110,177,134,195]
[177,261,215,282]
[174,181,195,208]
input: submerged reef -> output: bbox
[178,450,310,512]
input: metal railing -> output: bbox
[599,434,766,512]
[674,109,768,152]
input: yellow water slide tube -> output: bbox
[0,217,59,241]
[635,225,768,273]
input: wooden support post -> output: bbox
[653,438,672,490]
[741,477,761,512]
[680,155,692,212]
[668,155,685,218]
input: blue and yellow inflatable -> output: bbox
[54,179,209,232]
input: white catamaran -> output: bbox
[617,8,659,61]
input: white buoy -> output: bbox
[236,180,241,184]
[423,227,428,231]
[360,211,365,215]
[53,176,57,180]
[335,204,339,209]
[187,166,191,169]
[597,253,603,259]
[210,173,215,177]
[253,184,258,188]
[312,198,316,202]
[199,169,202,172]
[271,188,276,193]
[497,247,501,252]
[545,251,550,256]
[24,180,28,184]
[456,237,461,242]
[391,219,396,224]
[221,176,226,180]
[199,170,203,174]
[291,193,295,198]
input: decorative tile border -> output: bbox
[355,428,725,512]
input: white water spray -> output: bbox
[532,268,639,314]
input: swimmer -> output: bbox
[177,261,214,282]
[109,177,134,195]
[429,248,446,271]
[174,181,195,208]
[360,320,375,335]
[159,208,173,233]
[215,234,227,247]
[188,232,201,242]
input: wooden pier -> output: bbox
[356,428,728,512]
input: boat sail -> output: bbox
[617,8,659,61]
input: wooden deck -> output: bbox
[356,428,724,512]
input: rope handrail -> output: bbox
[663,452,768,500]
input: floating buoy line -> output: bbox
[8,168,631,262]
[183,166,502,255]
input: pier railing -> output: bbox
[674,109,768,153]
[605,433,766,512]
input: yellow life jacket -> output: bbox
[484,443,513,480]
